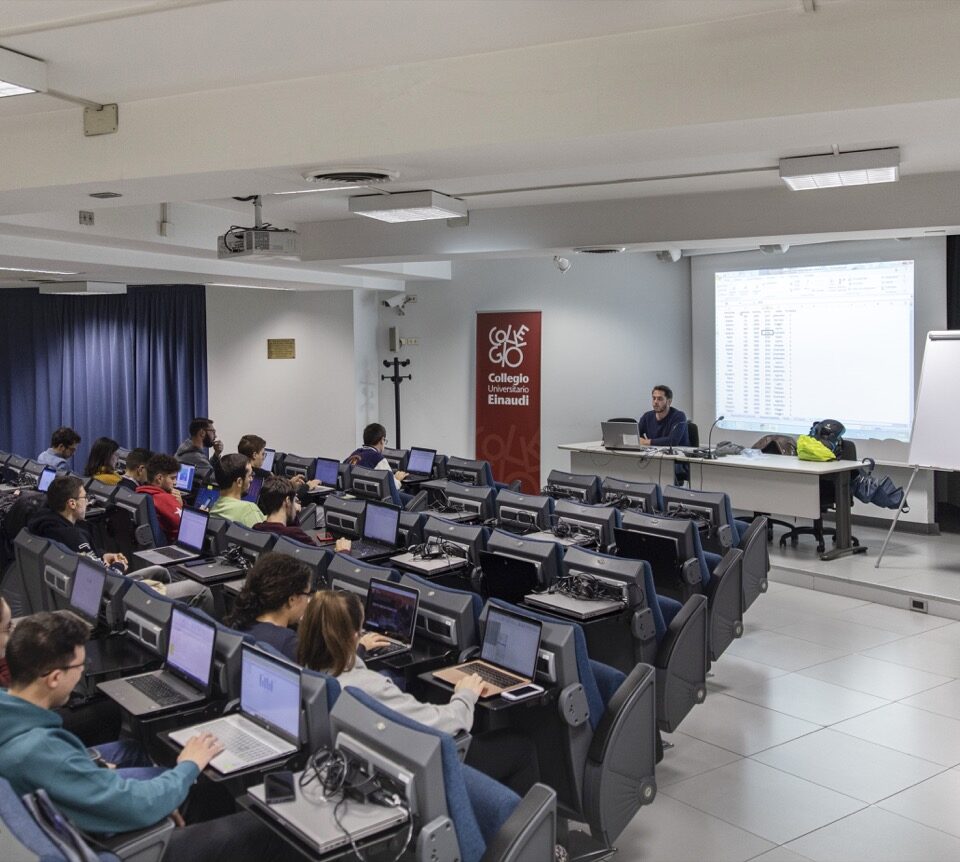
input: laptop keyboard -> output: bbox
[367,642,406,658]
[214,725,279,765]
[129,674,188,706]
[458,662,521,688]
[151,546,190,559]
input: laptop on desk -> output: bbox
[37,467,57,493]
[306,457,339,496]
[601,420,648,451]
[433,605,542,698]
[524,584,626,620]
[135,507,209,566]
[169,645,300,774]
[69,556,107,624]
[242,474,264,504]
[97,606,216,716]
[175,464,195,493]
[362,579,419,660]
[346,501,401,560]
[401,447,437,484]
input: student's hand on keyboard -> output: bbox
[305,479,322,492]
[359,632,392,652]
[289,475,305,489]
[395,470,408,482]
[177,732,224,770]
[335,538,352,553]
[454,673,486,697]
[103,552,128,572]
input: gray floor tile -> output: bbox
[751,728,944,803]
[676,693,820,756]
[798,653,953,700]
[726,629,846,672]
[663,759,865,845]
[877,768,960,837]
[862,634,960,678]
[835,601,955,635]
[657,732,743,786]
[901,679,960,720]
[707,654,792,695]
[748,849,816,862]
[775,617,903,651]
[730,674,887,725]
[786,805,960,862]
[832,703,960,766]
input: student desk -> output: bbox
[560,442,867,561]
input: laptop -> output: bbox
[195,485,220,511]
[362,578,419,660]
[434,605,542,697]
[260,448,276,473]
[37,467,57,492]
[524,582,626,620]
[248,779,407,855]
[69,556,107,624]
[169,645,300,774]
[601,420,649,451]
[175,463,196,492]
[478,550,540,604]
[309,457,340,494]
[242,474,264,504]
[403,447,437,481]
[346,501,401,560]
[135,507,209,565]
[97,606,216,715]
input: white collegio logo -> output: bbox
[488,324,529,368]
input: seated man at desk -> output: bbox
[175,417,223,473]
[346,422,408,483]
[136,453,184,543]
[209,453,266,528]
[253,475,350,550]
[638,384,689,447]
[37,426,81,471]
[0,611,294,862]
[118,447,154,492]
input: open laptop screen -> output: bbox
[37,467,57,492]
[175,464,196,492]
[166,608,216,690]
[480,607,541,680]
[405,447,436,475]
[363,502,400,545]
[69,557,106,623]
[261,449,276,472]
[242,475,264,504]
[313,457,339,487]
[195,486,219,511]
[177,508,208,552]
[364,579,418,643]
[240,646,301,742]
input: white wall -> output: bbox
[691,237,947,524]
[353,288,381,435]
[206,286,358,458]
[376,253,692,484]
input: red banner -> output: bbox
[475,311,541,493]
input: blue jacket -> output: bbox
[346,446,388,470]
[0,690,198,834]
[637,407,689,446]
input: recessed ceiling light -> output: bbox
[89,191,122,199]
[207,282,295,292]
[349,190,467,223]
[0,266,81,275]
[573,246,626,254]
[0,47,46,99]
[779,147,900,190]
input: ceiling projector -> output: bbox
[216,228,300,260]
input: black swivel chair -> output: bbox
[779,439,860,554]
[687,422,699,446]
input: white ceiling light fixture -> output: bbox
[38,281,126,295]
[207,282,296,292]
[779,147,900,190]
[0,46,46,98]
[349,190,467,223]
[0,266,80,275]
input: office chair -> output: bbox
[779,438,861,554]
[749,435,798,539]
[687,421,699,446]
[605,417,636,423]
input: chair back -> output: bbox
[687,421,700,446]
[13,528,51,614]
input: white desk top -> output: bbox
[559,442,862,475]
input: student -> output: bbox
[345,423,408,481]
[299,590,483,735]
[118,447,154,491]
[209,453,265,528]
[175,417,223,472]
[83,436,121,485]
[29,475,129,571]
[224,553,314,661]
[0,597,11,687]
[253,475,350,550]
[637,384,689,447]
[237,434,267,471]
[0,611,294,862]
[136,453,184,544]
[37,426,81,471]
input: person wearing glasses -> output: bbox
[28,475,129,571]
[0,611,295,862]
[345,422,408,481]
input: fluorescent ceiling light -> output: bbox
[39,282,125,295]
[349,190,467,223]
[207,282,295,291]
[0,266,80,275]
[779,147,900,190]
[0,46,47,98]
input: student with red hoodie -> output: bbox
[136,453,183,543]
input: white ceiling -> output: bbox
[0,0,958,288]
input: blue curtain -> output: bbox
[0,285,207,468]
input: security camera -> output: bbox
[655,248,682,263]
[553,256,571,274]
[381,293,417,315]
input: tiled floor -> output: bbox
[614,579,960,862]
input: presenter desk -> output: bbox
[560,442,867,561]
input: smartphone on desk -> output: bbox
[500,683,544,702]
[264,770,296,805]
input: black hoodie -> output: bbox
[27,510,98,557]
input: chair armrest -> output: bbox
[508,480,522,492]
[405,490,428,512]
[454,730,473,761]
[134,524,155,547]
[631,607,658,665]
[717,524,733,550]
[85,817,175,862]
[681,558,701,586]
[480,784,557,862]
